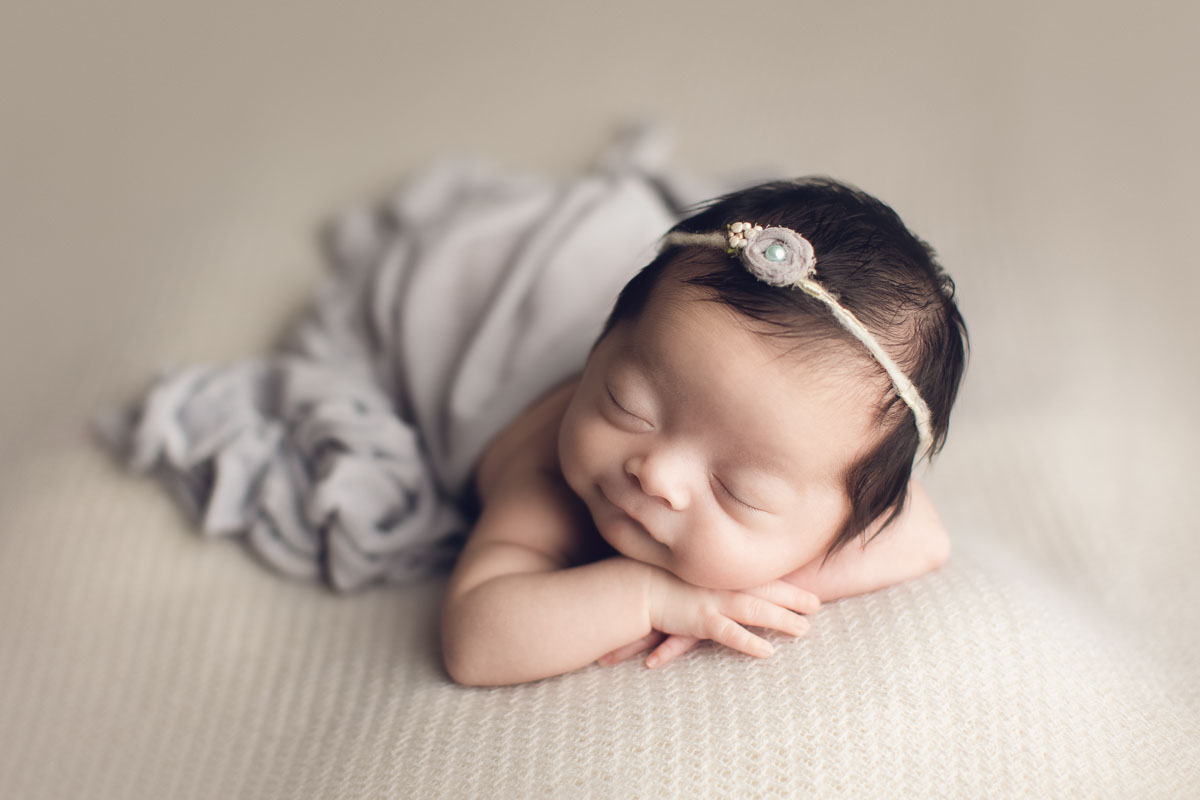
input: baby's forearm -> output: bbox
[784,481,949,602]
[442,556,653,686]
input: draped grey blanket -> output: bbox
[95,126,721,591]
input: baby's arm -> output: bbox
[441,472,649,686]
[441,470,816,686]
[780,480,950,603]
[600,481,949,669]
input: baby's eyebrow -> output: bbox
[722,408,812,484]
[611,342,675,399]
[728,453,798,489]
[615,341,651,368]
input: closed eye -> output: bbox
[713,474,764,513]
[607,387,652,428]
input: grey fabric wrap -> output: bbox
[95,127,720,591]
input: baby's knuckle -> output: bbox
[706,616,734,641]
[784,586,814,611]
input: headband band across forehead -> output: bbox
[660,222,934,460]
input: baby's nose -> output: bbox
[624,454,689,511]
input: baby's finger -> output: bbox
[644,635,700,669]
[707,615,775,659]
[598,631,665,666]
[746,580,821,615]
[726,592,811,639]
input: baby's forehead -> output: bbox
[604,288,886,481]
[640,283,873,383]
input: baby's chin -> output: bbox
[669,565,768,592]
[648,543,798,590]
[596,525,768,591]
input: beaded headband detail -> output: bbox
[660,222,934,459]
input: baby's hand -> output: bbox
[597,630,699,668]
[644,567,819,661]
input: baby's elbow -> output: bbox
[443,641,491,688]
[443,648,487,687]
[445,647,522,687]
[441,618,492,687]
[442,611,518,687]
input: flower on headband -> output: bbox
[659,221,932,456]
[726,222,817,287]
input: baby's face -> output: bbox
[558,281,883,590]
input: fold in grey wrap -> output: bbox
[95,126,721,591]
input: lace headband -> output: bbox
[661,222,934,459]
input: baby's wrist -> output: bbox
[602,556,659,633]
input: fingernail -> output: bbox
[645,655,660,668]
[758,642,774,657]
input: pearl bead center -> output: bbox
[764,243,788,262]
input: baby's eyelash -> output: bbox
[606,387,630,414]
[713,475,762,513]
[607,387,649,425]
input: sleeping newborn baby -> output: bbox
[441,178,969,685]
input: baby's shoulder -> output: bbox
[474,377,579,502]
[468,377,603,566]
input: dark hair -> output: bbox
[598,178,969,559]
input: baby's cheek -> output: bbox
[556,419,587,492]
[785,490,852,564]
[557,409,604,490]
[674,528,756,589]
[813,491,853,543]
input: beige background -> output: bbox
[2,1,1198,797]
[5,0,1198,451]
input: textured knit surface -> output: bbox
[3,1,1199,798]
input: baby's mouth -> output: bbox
[597,483,635,521]
[598,484,664,544]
